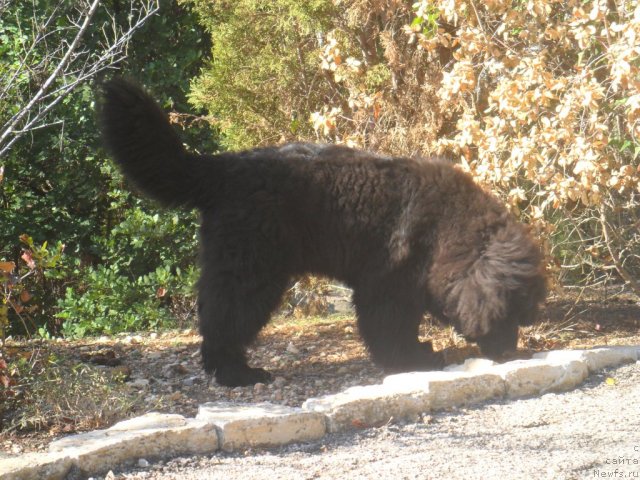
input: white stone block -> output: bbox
[383,370,505,410]
[0,452,72,480]
[108,411,188,431]
[197,402,326,451]
[48,412,218,474]
[304,370,505,433]
[533,346,638,373]
[490,358,588,398]
[444,358,498,373]
[303,383,429,433]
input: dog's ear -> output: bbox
[446,224,544,339]
[447,256,508,338]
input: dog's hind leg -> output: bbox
[197,260,288,387]
[353,283,444,373]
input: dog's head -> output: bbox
[431,219,546,358]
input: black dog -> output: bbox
[99,79,546,387]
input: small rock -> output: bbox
[138,458,150,468]
[182,376,201,387]
[129,378,150,388]
[80,349,121,367]
[406,412,420,423]
[254,382,267,394]
[273,376,287,388]
[181,378,194,388]
[162,363,189,378]
[111,365,132,381]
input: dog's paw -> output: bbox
[418,340,435,354]
[417,341,445,369]
[380,342,445,374]
[426,349,446,369]
[214,365,273,387]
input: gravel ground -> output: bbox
[4,293,639,455]
[98,361,640,480]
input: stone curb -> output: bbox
[196,402,326,451]
[2,345,638,479]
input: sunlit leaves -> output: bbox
[186,0,640,288]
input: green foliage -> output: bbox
[98,207,198,276]
[1,235,67,338]
[364,64,391,93]
[187,0,640,292]
[58,206,200,338]
[1,0,215,337]
[411,3,440,38]
[58,264,181,338]
[0,87,108,257]
[186,0,337,149]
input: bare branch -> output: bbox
[0,0,160,158]
[0,0,9,16]
[1,0,101,147]
[599,209,640,296]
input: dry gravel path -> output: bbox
[102,361,640,480]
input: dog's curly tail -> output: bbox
[99,78,206,208]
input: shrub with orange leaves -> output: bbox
[188,0,640,292]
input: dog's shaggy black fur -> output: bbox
[99,79,546,387]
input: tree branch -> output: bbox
[0,0,160,158]
[599,209,640,295]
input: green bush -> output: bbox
[57,263,196,338]
[1,0,215,337]
[56,205,199,338]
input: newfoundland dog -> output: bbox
[99,79,546,387]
